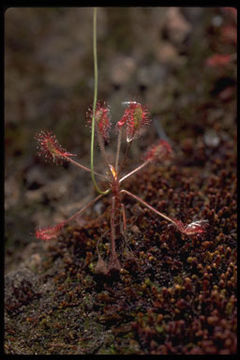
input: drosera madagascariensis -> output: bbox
[34,8,208,274]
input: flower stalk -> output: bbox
[91,7,108,195]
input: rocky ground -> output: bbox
[5,7,237,354]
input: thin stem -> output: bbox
[115,128,122,172]
[110,196,117,256]
[108,195,121,271]
[96,127,110,168]
[91,7,108,195]
[64,193,106,225]
[119,159,150,184]
[67,157,106,179]
[120,189,177,226]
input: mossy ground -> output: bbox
[5,8,236,355]
[5,127,236,354]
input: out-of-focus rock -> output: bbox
[163,8,191,45]
[5,177,20,210]
[138,64,167,87]
[156,41,187,66]
[109,56,136,86]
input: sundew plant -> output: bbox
[35,8,208,274]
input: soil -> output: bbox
[5,7,237,355]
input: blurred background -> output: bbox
[5,7,237,272]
